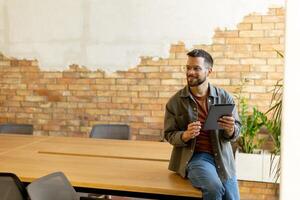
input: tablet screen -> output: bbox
[202,104,235,130]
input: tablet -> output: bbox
[202,104,235,130]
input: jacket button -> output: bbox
[217,165,220,169]
[193,107,196,111]
[214,153,218,156]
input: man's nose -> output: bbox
[187,70,195,76]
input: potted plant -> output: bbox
[263,79,282,183]
[235,97,267,181]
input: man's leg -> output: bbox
[223,176,240,200]
[187,153,225,200]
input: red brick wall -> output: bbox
[239,180,279,200]
[0,7,284,141]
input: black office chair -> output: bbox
[87,124,130,199]
[90,124,130,140]
[0,123,33,135]
[0,172,29,200]
[27,171,79,200]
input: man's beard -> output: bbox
[187,76,207,87]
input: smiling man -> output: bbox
[164,49,241,200]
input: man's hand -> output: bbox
[218,115,235,137]
[181,121,201,143]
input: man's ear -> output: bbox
[207,68,212,76]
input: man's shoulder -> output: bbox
[210,84,234,99]
[167,86,187,104]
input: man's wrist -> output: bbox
[181,131,189,143]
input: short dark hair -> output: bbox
[187,49,213,68]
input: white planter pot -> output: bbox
[235,150,280,183]
[262,151,280,183]
[235,150,263,182]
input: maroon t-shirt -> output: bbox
[192,93,213,154]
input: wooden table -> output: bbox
[0,134,202,199]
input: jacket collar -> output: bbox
[180,83,218,98]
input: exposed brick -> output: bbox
[0,61,10,66]
[25,96,45,102]
[214,30,239,38]
[265,30,285,37]
[250,65,276,72]
[237,23,252,30]
[139,91,159,98]
[240,58,267,65]
[141,104,162,110]
[267,58,284,65]
[109,109,131,116]
[144,117,163,123]
[138,79,161,85]
[212,38,225,44]
[243,85,267,93]
[225,38,251,44]
[96,78,116,84]
[239,30,264,37]
[214,58,239,65]
[175,53,187,59]
[210,79,231,85]
[86,109,109,115]
[145,59,169,66]
[224,52,252,58]
[69,85,90,90]
[110,85,128,91]
[216,72,241,79]
[151,110,164,117]
[159,91,176,98]
[169,44,186,53]
[268,72,283,79]
[119,72,145,79]
[160,66,182,72]
[275,22,284,29]
[243,15,261,23]
[146,73,173,79]
[137,66,160,72]
[112,97,131,103]
[116,79,138,85]
[117,91,138,97]
[253,23,275,30]
[225,65,250,72]
[47,85,67,90]
[262,15,285,23]
[251,37,279,44]
[139,128,161,135]
[44,73,62,78]
[129,85,148,91]
[161,79,183,85]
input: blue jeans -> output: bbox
[186,152,240,200]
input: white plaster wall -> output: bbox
[281,0,300,199]
[0,0,284,71]
[0,0,5,46]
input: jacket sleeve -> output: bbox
[164,103,188,147]
[221,94,241,142]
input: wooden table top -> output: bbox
[35,136,172,162]
[0,134,50,154]
[0,134,201,198]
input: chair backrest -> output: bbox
[0,172,28,200]
[0,123,33,135]
[90,124,130,140]
[27,172,79,200]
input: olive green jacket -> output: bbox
[164,84,241,182]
